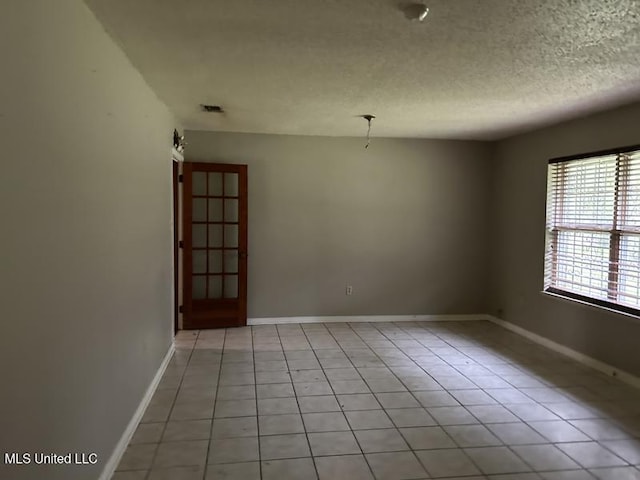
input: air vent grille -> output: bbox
[201,104,224,113]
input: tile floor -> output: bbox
[113,320,640,480]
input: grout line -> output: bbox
[251,324,263,479]
[376,321,492,475]
[420,322,550,473]
[363,321,463,474]
[288,324,323,479]
[273,326,319,473]
[202,328,227,480]
[313,322,384,479]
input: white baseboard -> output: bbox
[483,315,640,391]
[248,314,485,325]
[99,342,175,480]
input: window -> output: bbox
[544,145,640,316]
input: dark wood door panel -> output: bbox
[182,162,248,329]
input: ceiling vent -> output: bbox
[201,104,224,113]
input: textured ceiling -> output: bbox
[85,0,640,140]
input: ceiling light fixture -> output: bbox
[362,114,376,149]
[403,3,429,22]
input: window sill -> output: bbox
[540,289,640,321]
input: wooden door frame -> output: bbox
[172,159,179,333]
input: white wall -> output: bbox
[0,1,175,479]
[186,131,494,318]
[491,101,640,378]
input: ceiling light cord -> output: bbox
[363,114,375,149]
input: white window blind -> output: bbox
[544,146,640,315]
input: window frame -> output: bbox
[544,143,640,318]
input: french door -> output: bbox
[182,162,248,329]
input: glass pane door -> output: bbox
[183,162,247,329]
[191,172,240,300]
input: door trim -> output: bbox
[172,159,179,333]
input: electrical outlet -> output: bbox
[346,285,353,296]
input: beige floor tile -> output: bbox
[260,433,311,460]
[170,400,215,421]
[588,466,640,480]
[255,360,288,372]
[256,383,295,399]
[557,442,628,468]
[511,444,581,470]
[386,407,436,427]
[205,461,260,480]
[539,471,597,480]
[416,448,481,477]
[314,454,374,480]
[111,472,148,480]
[211,416,258,438]
[303,412,350,432]
[442,421,503,448]
[505,404,560,422]
[466,405,520,423]
[375,392,420,409]
[487,422,548,445]
[153,440,208,468]
[427,406,479,425]
[162,420,211,442]
[148,465,205,480]
[450,389,499,406]
[324,367,362,381]
[214,399,256,418]
[400,426,456,450]
[600,439,640,465]
[257,397,300,415]
[366,378,408,393]
[528,420,591,443]
[216,385,255,401]
[345,410,393,429]
[330,379,371,394]
[299,395,341,413]
[256,371,292,384]
[570,419,634,441]
[130,423,165,444]
[365,451,428,480]
[261,457,317,480]
[207,436,259,464]
[354,428,409,453]
[413,390,460,407]
[117,444,157,471]
[464,446,531,475]
[290,369,327,382]
[308,431,361,456]
[259,413,305,435]
[337,393,381,411]
[294,381,333,396]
